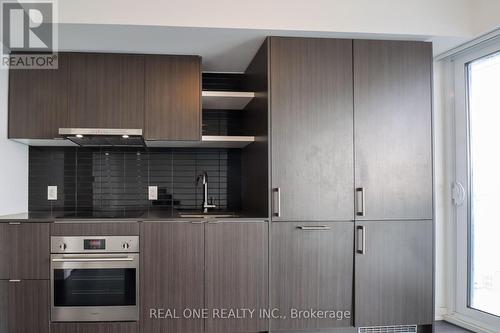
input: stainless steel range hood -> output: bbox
[58,128,145,147]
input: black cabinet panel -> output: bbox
[0,224,9,279]
[145,55,201,141]
[0,281,6,333]
[68,53,145,129]
[8,280,50,333]
[354,220,433,326]
[8,54,69,139]
[205,222,268,333]
[51,322,138,333]
[271,221,354,330]
[10,223,50,279]
[269,37,354,221]
[0,223,50,280]
[354,40,433,220]
[141,222,205,333]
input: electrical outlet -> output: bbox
[148,186,158,200]
[47,186,57,201]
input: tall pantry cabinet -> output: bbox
[268,37,433,330]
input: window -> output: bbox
[451,39,500,331]
[467,52,500,318]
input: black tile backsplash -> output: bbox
[29,147,242,214]
[202,73,246,91]
[202,110,246,136]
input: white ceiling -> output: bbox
[58,24,467,72]
[55,0,499,72]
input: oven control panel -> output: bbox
[51,236,139,253]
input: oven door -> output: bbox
[51,253,139,322]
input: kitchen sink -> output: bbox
[178,212,238,218]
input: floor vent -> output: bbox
[358,325,417,333]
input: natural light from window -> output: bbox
[468,51,500,318]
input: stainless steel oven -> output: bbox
[50,236,139,322]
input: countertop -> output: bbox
[0,210,268,222]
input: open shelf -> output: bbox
[146,135,255,148]
[202,91,255,110]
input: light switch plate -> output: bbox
[47,186,57,201]
[148,186,158,200]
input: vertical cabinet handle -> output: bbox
[356,226,366,255]
[273,188,281,217]
[356,187,365,217]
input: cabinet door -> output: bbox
[269,37,354,221]
[354,220,433,326]
[8,54,68,139]
[205,222,268,333]
[145,55,201,141]
[0,281,7,333]
[50,222,139,236]
[10,223,50,280]
[0,224,9,279]
[141,222,204,333]
[354,40,432,220]
[8,280,49,333]
[271,222,353,330]
[68,53,145,129]
[50,322,138,333]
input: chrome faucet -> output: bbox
[196,171,216,213]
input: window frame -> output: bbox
[445,38,500,332]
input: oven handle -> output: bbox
[52,257,135,262]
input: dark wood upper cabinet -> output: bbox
[144,55,201,141]
[354,40,433,220]
[68,53,145,129]
[8,53,69,139]
[271,222,353,331]
[141,222,205,333]
[9,53,201,140]
[269,37,354,221]
[9,223,50,280]
[354,220,433,326]
[205,222,268,333]
[8,280,50,333]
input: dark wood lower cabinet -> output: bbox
[0,281,7,333]
[50,322,138,333]
[140,222,205,333]
[354,220,433,326]
[271,221,354,331]
[0,224,9,279]
[205,222,268,333]
[0,223,50,280]
[10,223,50,279]
[50,222,140,236]
[8,280,49,333]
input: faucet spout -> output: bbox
[196,171,216,213]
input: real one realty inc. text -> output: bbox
[150,308,351,321]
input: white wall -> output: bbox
[0,68,28,215]
[58,0,473,37]
[470,0,500,36]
